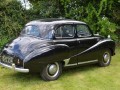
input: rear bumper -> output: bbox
[0,62,29,73]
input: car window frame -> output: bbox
[21,25,41,37]
[76,24,93,38]
[54,24,76,39]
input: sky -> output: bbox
[17,0,32,10]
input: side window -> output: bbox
[55,25,74,38]
[77,25,92,37]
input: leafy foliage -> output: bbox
[0,0,120,49]
[59,0,118,39]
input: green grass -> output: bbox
[0,47,120,90]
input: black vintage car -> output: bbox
[0,18,115,81]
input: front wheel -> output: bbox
[40,62,62,81]
[98,49,111,67]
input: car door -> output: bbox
[53,24,78,64]
[76,24,99,63]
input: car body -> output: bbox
[0,18,115,81]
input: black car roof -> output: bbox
[38,18,67,22]
[26,18,86,26]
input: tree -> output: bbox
[0,0,119,50]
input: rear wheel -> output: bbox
[40,62,62,81]
[98,49,111,67]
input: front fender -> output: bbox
[71,39,115,58]
[88,39,115,55]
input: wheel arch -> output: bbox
[109,48,114,56]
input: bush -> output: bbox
[0,0,119,50]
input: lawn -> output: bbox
[0,47,120,90]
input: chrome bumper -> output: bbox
[0,62,29,73]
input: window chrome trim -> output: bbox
[76,24,92,37]
[55,24,75,39]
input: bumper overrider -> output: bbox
[0,62,29,73]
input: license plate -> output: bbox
[1,55,13,64]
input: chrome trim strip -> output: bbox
[65,63,77,67]
[0,62,29,73]
[64,58,77,67]
[56,44,69,48]
[76,37,99,41]
[64,60,98,67]
[78,60,98,65]
[53,39,77,42]
[64,58,70,66]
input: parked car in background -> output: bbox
[0,18,115,81]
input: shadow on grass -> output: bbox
[63,64,99,74]
[8,64,99,82]
[11,72,43,82]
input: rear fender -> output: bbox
[24,44,69,63]
[23,44,69,72]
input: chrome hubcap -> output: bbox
[48,64,57,75]
[46,62,59,77]
[103,52,110,63]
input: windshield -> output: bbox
[21,25,53,39]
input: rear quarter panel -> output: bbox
[24,44,69,72]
